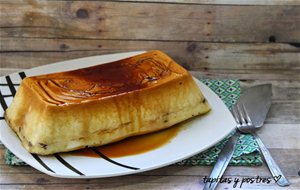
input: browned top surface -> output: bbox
[25,50,187,105]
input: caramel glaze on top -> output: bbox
[27,51,186,105]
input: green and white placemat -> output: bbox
[4,79,262,166]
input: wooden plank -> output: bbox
[0,137,300,176]
[1,67,299,102]
[257,124,300,149]
[115,0,300,6]
[1,176,300,190]
[190,70,300,80]
[2,56,299,81]
[0,174,299,189]
[266,102,300,124]
[1,38,299,80]
[0,1,299,42]
[1,68,300,102]
[240,80,300,102]
[1,72,299,124]
[0,68,22,76]
[0,69,299,123]
[1,147,299,177]
[1,163,298,179]
[146,148,300,177]
[1,67,299,100]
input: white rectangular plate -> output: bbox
[0,51,236,178]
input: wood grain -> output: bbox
[1,69,299,123]
[0,66,299,102]
[116,0,300,6]
[0,176,300,190]
[266,102,300,124]
[1,173,300,190]
[1,144,298,175]
[1,0,299,189]
[0,1,299,42]
[0,68,22,76]
[257,124,300,149]
[1,38,299,80]
[1,143,299,189]
[240,80,300,102]
[0,178,299,190]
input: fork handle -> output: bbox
[253,132,290,186]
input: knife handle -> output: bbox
[203,131,240,190]
[253,132,290,187]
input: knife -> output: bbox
[203,84,273,190]
[202,129,240,190]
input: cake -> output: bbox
[5,50,210,155]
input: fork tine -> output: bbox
[241,104,252,125]
[236,104,247,125]
[231,106,240,124]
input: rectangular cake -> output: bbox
[5,50,210,155]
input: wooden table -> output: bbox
[1,0,299,189]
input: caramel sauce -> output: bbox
[70,123,187,158]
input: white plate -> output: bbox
[0,51,235,178]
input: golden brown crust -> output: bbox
[5,50,211,155]
[27,50,188,106]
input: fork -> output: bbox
[232,104,290,187]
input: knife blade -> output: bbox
[203,84,272,190]
[203,130,240,190]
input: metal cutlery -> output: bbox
[202,129,241,190]
[232,104,290,187]
[203,84,289,190]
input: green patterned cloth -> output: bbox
[4,79,262,166]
